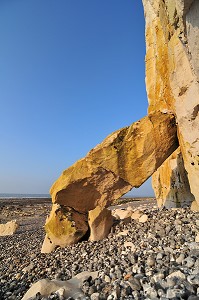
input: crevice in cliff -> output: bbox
[178,86,188,96]
[191,104,199,120]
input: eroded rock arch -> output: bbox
[42,0,199,252]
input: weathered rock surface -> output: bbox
[0,220,18,236]
[42,0,199,251]
[22,271,99,300]
[41,204,88,253]
[42,112,178,252]
[138,214,148,223]
[112,208,132,220]
[152,147,195,208]
[143,0,199,204]
[191,200,199,212]
[21,278,83,300]
[88,206,113,241]
[131,210,142,220]
[50,112,177,208]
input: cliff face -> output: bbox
[152,147,194,208]
[42,1,199,252]
[142,0,199,205]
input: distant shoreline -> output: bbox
[0,196,155,201]
[0,196,51,199]
[0,197,52,207]
[0,193,50,199]
[0,196,156,209]
[0,194,154,199]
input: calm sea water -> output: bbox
[0,193,50,199]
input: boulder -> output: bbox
[42,112,178,251]
[41,235,57,254]
[112,208,132,220]
[142,0,199,205]
[88,206,113,241]
[22,271,99,300]
[191,200,199,212]
[68,271,99,286]
[152,147,195,208]
[131,210,142,220]
[138,214,148,223]
[0,220,18,236]
[21,279,83,300]
[42,204,88,253]
[50,112,177,208]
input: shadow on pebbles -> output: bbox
[0,199,199,300]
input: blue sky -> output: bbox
[0,0,154,196]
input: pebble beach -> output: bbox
[0,198,199,300]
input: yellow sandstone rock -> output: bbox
[42,0,199,251]
[152,147,195,208]
[88,206,113,241]
[143,0,199,204]
[42,204,88,253]
[50,112,177,209]
[191,200,199,212]
[42,112,178,252]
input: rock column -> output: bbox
[142,0,199,206]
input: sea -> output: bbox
[0,193,50,199]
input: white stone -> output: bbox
[21,279,83,300]
[131,210,142,220]
[68,271,99,287]
[22,271,99,300]
[104,275,111,283]
[0,220,18,236]
[195,233,199,243]
[22,263,34,273]
[91,293,100,300]
[126,205,133,211]
[112,208,132,220]
[55,287,65,297]
[116,230,129,236]
[124,242,136,251]
[168,270,186,280]
[139,214,148,223]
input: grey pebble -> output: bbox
[0,207,199,300]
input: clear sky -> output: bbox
[0,0,154,196]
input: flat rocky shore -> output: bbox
[0,198,199,300]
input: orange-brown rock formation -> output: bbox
[143,0,199,205]
[152,147,195,208]
[42,112,178,252]
[42,0,199,252]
